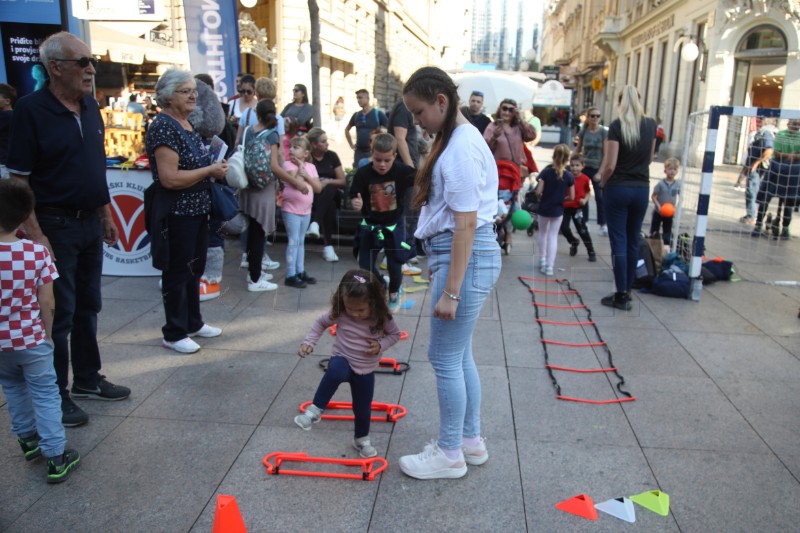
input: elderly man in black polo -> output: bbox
[7,32,130,427]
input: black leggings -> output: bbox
[246,216,265,283]
[311,185,339,245]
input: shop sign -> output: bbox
[71,0,164,21]
[103,169,159,277]
[542,65,560,81]
[533,80,573,107]
[631,14,674,48]
[0,0,60,24]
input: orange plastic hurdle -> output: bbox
[319,357,410,375]
[299,401,407,422]
[263,452,388,481]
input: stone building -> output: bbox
[541,0,800,159]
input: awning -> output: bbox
[89,22,185,65]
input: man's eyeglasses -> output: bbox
[589,114,601,118]
[239,89,253,95]
[501,106,516,112]
[55,57,99,68]
[175,88,198,96]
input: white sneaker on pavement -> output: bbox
[248,274,278,292]
[399,440,468,480]
[402,263,422,275]
[261,253,280,271]
[161,337,201,354]
[463,437,489,466]
[322,245,339,262]
[240,253,248,268]
[294,404,323,430]
[189,324,222,338]
[306,221,321,239]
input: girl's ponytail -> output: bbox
[551,144,571,179]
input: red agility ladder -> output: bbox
[299,401,407,422]
[263,452,388,481]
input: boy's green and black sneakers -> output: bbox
[46,449,80,484]
[18,433,42,461]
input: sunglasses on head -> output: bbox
[501,106,516,112]
[55,56,98,68]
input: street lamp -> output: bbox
[240,0,257,8]
[674,35,699,62]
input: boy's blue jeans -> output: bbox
[423,224,501,450]
[604,185,649,292]
[312,356,375,439]
[0,343,66,458]
[745,170,762,220]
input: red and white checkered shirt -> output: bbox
[0,240,58,351]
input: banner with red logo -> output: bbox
[103,169,159,276]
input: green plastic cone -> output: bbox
[630,490,670,516]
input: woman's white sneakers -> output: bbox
[462,437,489,465]
[248,274,278,292]
[399,440,468,480]
[161,337,201,354]
[322,245,339,262]
[162,324,222,354]
[306,221,321,239]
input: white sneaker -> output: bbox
[189,324,222,338]
[399,440,468,480]
[248,274,278,292]
[544,266,554,276]
[382,275,390,287]
[408,256,419,265]
[462,437,489,466]
[294,404,323,430]
[261,253,280,271]
[402,263,422,275]
[353,436,378,458]
[322,245,339,262]
[161,337,200,354]
[240,253,248,268]
[306,221,320,239]
[538,257,546,271]
[600,225,608,236]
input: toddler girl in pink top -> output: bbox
[281,136,321,288]
[294,269,401,458]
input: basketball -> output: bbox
[660,203,675,218]
[511,209,532,230]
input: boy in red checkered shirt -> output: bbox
[0,179,80,483]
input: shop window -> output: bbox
[735,25,787,58]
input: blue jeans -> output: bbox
[282,211,310,277]
[423,224,501,450]
[581,166,605,226]
[312,356,375,438]
[162,214,208,341]
[745,170,762,220]
[604,185,649,292]
[0,343,66,458]
[37,213,104,396]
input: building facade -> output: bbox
[542,0,800,161]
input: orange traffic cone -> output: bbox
[555,493,598,520]
[212,494,247,533]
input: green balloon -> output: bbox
[510,209,532,230]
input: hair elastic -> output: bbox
[353,275,366,283]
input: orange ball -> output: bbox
[660,202,675,218]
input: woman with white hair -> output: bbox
[145,68,228,353]
[596,86,657,310]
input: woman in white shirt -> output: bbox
[398,66,501,480]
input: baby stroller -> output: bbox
[496,161,523,254]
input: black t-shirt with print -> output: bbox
[349,160,415,225]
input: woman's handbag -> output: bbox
[225,145,248,189]
[209,180,239,221]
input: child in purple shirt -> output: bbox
[294,269,401,458]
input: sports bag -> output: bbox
[632,233,656,289]
[243,126,278,189]
[651,266,691,299]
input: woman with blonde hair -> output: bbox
[596,85,657,310]
[397,66,501,480]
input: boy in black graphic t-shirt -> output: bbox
[350,134,415,305]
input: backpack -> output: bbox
[632,233,656,289]
[243,126,277,189]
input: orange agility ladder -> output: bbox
[299,401,407,422]
[263,452,388,481]
[518,275,636,404]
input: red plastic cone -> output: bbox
[555,493,598,520]
[212,494,247,533]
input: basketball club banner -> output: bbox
[103,169,159,276]
[183,0,240,101]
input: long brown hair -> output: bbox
[329,269,392,332]
[402,66,460,209]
